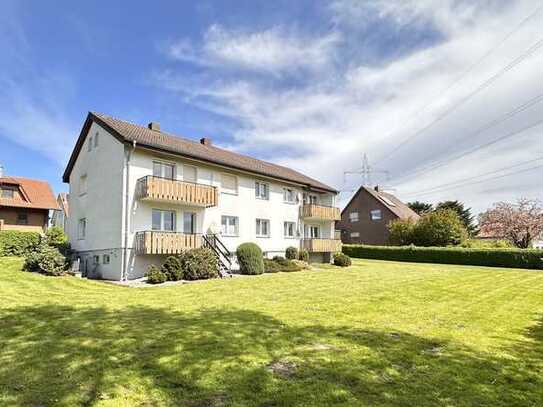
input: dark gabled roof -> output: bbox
[0,177,59,210]
[62,112,337,192]
[342,186,420,221]
[57,192,69,216]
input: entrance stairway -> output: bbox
[202,234,232,278]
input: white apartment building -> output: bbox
[63,112,341,280]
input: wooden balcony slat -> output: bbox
[135,231,203,255]
[301,204,341,221]
[136,177,218,207]
[302,238,342,253]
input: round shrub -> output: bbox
[285,246,298,260]
[161,256,184,281]
[333,252,352,267]
[181,247,219,280]
[298,249,309,262]
[236,243,264,275]
[23,242,68,276]
[146,265,167,284]
[264,258,281,273]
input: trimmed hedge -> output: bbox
[343,244,543,270]
[0,231,40,256]
[236,243,264,275]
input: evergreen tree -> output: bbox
[435,200,476,236]
[407,201,433,215]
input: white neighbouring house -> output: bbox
[62,112,341,280]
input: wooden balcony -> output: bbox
[301,204,341,221]
[135,231,202,255]
[302,238,342,253]
[136,176,218,207]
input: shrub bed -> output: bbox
[181,248,219,280]
[146,265,167,284]
[23,242,68,276]
[343,244,543,270]
[264,259,281,273]
[333,252,352,267]
[0,231,40,256]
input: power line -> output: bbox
[401,162,543,199]
[388,92,543,184]
[400,155,543,196]
[374,13,543,166]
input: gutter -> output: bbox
[121,140,136,281]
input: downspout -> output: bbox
[121,140,136,281]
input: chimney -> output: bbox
[147,122,160,131]
[0,164,4,178]
[374,185,380,192]
[200,137,212,147]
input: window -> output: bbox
[304,193,318,204]
[153,161,175,179]
[94,132,99,148]
[79,175,87,196]
[221,173,238,195]
[183,212,196,234]
[103,254,110,264]
[93,255,100,265]
[284,221,296,238]
[306,225,320,239]
[87,135,92,152]
[256,219,270,237]
[78,218,86,239]
[370,210,382,221]
[152,209,176,231]
[255,181,269,200]
[283,188,297,203]
[1,188,14,198]
[183,165,197,183]
[350,232,360,238]
[349,212,359,222]
[221,216,238,236]
[16,213,28,225]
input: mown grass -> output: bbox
[1,256,542,406]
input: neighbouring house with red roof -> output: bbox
[51,192,69,232]
[0,176,59,233]
[337,186,420,245]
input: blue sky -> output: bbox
[1,0,542,214]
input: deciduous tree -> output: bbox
[478,198,543,248]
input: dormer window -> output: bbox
[1,187,15,199]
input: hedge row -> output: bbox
[0,231,41,256]
[343,244,543,270]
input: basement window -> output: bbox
[103,254,110,265]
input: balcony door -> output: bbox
[183,212,196,234]
[152,209,176,231]
[183,165,197,183]
[305,225,320,239]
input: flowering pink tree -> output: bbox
[478,198,543,248]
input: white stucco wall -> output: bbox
[67,122,125,280]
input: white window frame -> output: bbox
[220,173,238,195]
[103,254,110,264]
[349,212,359,222]
[79,174,87,196]
[152,209,176,232]
[283,221,296,238]
[78,218,86,240]
[93,255,100,265]
[183,211,197,234]
[350,232,360,238]
[306,225,320,239]
[256,218,270,238]
[283,188,297,204]
[304,193,318,205]
[153,161,175,180]
[255,181,269,200]
[370,209,382,221]
[221,215,239,237]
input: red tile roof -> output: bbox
[0,177,59,210]
[63,112,337,193]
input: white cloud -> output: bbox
[167,24,341,74]
[156,0,543,215]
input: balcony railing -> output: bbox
[302,238,342,253]
[301,204,341,221]
[136,176,218,207]
[135,231,202,255]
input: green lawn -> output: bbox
[1,257,542,406]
